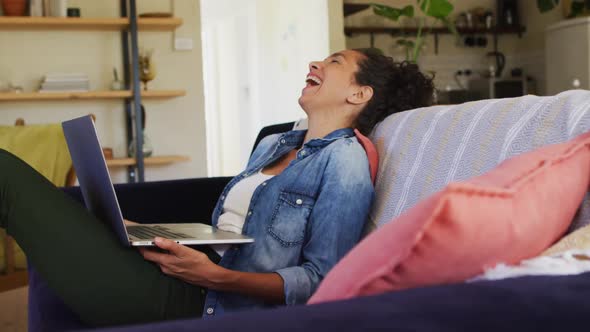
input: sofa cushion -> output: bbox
[0,123,72,272]
[542,223,590,256]
[89,272,590,332]
[308,130,590,304]
[368,90,590,234]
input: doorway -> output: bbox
[200,0,330,176]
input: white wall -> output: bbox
[255,0,330,126]
[1,0,343,181]
[0,0,207,183]
[328,0,346,53]
[201,0,331,176]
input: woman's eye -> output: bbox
[330,60,339,63]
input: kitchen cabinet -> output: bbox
[546,17,590,95]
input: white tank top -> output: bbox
[212,170,274,256]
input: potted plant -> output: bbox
[370,0,458,63]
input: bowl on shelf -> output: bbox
[2,0,27,16]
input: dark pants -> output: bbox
[0,149,216,327]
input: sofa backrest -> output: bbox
[368,89,590,234]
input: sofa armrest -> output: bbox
[61,176,233,225]
[82,272,590,332]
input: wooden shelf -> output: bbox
[0,270,28,293]
[140,90,186,99]
[343,4,370,17]
[0,90,186,101]
[0,16,182,31]
[345,25,526,37]
[106,155,190,167]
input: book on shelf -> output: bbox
[44,77,90,83]
[38,89,90,93]
[39,86,90,92]
[39,83,90,92]
[39,73,90,92]
[43,73,89,81]
[41,81,90,87]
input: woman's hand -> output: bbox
[139,238,285,303]
[138,237,223,288]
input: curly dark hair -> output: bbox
[352,48,435,135]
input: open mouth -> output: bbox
[305,75,322,89]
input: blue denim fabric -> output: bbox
[202,128,374,318]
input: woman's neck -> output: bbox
[303,113,353,143]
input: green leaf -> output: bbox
[412,19,424,63]
[417,0,453,19]
[440,16,459,39]
[412,37,425,63]
[371,3,414,21]
[537,0,560,13]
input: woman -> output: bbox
[0,48,433,326]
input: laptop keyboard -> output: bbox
[127,225,191,240]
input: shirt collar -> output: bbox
[304,128,354,147]
[280,128,354,147]
[279,128,354,147]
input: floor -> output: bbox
[0,287,27,332]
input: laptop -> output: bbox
[62,115,254,247]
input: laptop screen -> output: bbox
[62,115,131,247]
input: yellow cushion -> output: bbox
[0,123,72,186]
[0,123,72,272]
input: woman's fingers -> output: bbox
[139,247,170,264]
[138,239,214,285]
[153,237,190,258]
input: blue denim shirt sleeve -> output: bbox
[275,138,375,305]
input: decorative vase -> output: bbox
[50,0,66,17]
[2,0,27,16]
[128,132,154,158]
[128,104,154,158]
[139,49,156,91]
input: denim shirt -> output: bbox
[202,128,375,318]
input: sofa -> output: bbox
[28,90,590,331]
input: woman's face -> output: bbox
[298,49,366,112]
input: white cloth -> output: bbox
[468,249,590,282]
[212,170,274,256]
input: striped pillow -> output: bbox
[369,90,590,234]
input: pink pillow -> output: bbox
[354,129,379,184]
[308,131,590,304]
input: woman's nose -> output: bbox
[309,61,320,71]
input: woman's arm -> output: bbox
[208,266,285,304]
[139,237,285,304]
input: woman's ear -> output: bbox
[347,86,373,105]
